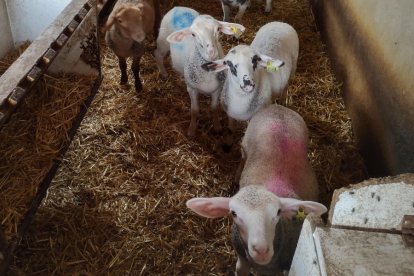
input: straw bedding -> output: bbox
[0,72,95,243]
[5,0,366,274]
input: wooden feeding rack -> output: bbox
[0,0,102,273]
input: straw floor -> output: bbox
[7,0,366,274]
[0,70,95,243]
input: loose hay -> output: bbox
[0,42,31,77]
[0,71,95,242]
[9,0,366,274]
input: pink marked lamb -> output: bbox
[186,104,327,275]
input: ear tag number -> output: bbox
[266,61,280,73]
[295,206,307,221]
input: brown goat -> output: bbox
[104,0,160,92]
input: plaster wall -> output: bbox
[0,0,13,57]
[310,0,414,176]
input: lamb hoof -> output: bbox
[120,77,128,84]
[135,84,143,93]
[120,83,131,90]
[159,73,168,80]
[187,129,196,138]
[211,129,223,136]
[222,143,232,153]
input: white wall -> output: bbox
[5,0,71,44]
[0,0,14,57]
[310,0,414,175]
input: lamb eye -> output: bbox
[231,210,237,218]
[191,33,196,37]
[277,209,281,216]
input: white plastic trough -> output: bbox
[289,174,414,276]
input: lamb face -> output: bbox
[229,185,281,265]
[167,15,245,62]
[105,2,152,43]
[186,185,327,267]
[188,15,222,61]
[202,45,285,94]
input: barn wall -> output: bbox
[310,0,414,176]
[4,0,71,44]
[0,0,13,57]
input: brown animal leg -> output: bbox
[119,57,128,85]
[223,117,237,152]
[153,0,161,39]
[132,55,143,92]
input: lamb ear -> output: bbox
[219,22,246,38]
[201,59,228,72]
[186,197,230,218]
[279,198,327,218]
[167,28,192,43]
[103,5,126,32]
[103,12,117,32]
[257,54,285,72]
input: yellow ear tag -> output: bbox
[266,61,280,72]
[230,26,242,38]
[295,206,307,221]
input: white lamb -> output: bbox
[186,104,327,275]
[153,7,245,137]
[220,0,274,22]
[202,21,298,145]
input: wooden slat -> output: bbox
[42,48,57,64]
[78,7,88,20]
[55,33,69,48]
[67,19,80,33]
[8,87,26,106]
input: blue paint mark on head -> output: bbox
[171,44,184,51]
[172,9,196,31]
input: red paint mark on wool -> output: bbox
[266,177,293,198]
[265,122,307,198]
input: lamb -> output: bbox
[154,7,245,137]
[202,21,298,144]
[186,104,327,275]
[220,0,273,22]
[104,0,161,92]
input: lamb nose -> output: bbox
[253,245,269,256]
